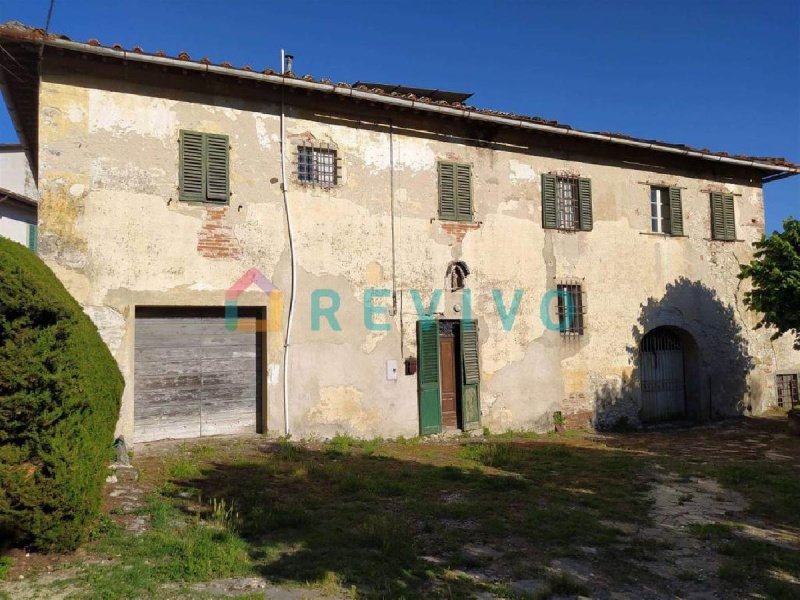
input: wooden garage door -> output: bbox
[134,307,262,442]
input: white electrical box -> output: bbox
[386,359,398,381]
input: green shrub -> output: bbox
[0,238,123,551]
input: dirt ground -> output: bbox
[2,414,798,599]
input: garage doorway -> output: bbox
[134,306,265,442]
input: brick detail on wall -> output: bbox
[197,207,242,260]
[439,221,481,242]
[562,392,593,430]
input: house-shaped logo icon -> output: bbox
[225,268,282,332]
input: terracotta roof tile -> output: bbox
[0,20,796,172]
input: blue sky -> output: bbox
[1,0,797,232]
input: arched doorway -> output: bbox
[640,327,687,423]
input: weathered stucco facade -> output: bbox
[3,24,798,441]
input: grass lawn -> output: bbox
[1,415,799,599]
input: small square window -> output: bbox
[557,283,585,336]
[297,146,338,186]
[776,374,799,408]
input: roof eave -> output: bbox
[3,28,797,180]
[0,186,38,208]
[0,68,38,181]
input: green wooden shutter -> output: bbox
[668,187,683,236]
[179,130,205,202]
[578,178,593,231]
[722,194,736,240]
[711,192,726,240]
[417,319,442,435]
[27,223,37,252]
[460,319,481,431]
[455,163,473,221]
[205,133,230,202]
[438,162,457,220]
[541,174,557,229]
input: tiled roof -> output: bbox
[0,20,797,174]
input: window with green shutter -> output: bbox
[668,187,684,236]
[438,161,472,221]
[649,187,683,235]
[460,320,481,431]
[179,130,230,203]
[417,319,442,435]
[542,174,592,231]
[710,192,736,241]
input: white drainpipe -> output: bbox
[279,49,297,437]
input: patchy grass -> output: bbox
[149,435,649,597]
[50,434,650,598]
[689,520,800,599]
[63,495,253,599]
[712,462,800,528]
[3,416,799,599]
[166,456,204,480]
[0,557,11,581]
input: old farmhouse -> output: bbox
[1,21,798,442]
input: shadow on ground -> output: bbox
[171,438,649,597]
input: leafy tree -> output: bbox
[739,217,800,348]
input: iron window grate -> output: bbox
[296,144,339,186]
[556,176,580,231]
[776,374,799,409]
[556,283,586,336]
[641,329,681,352]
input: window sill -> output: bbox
[544,227,586,233]
[432,218,481,225]
[178,198,230,206]
[639,232,688,238]
[705,238,746,243]
[295,181,340,189]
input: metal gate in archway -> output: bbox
[640,329,686,423]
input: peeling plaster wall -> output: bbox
[37,69,800,441]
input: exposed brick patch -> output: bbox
[562,392,593,430]
[440,221,481,242]
[564,410,593,430]
[197,207,241,260]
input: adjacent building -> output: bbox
[0,144,38,250]
[1,21,798,443]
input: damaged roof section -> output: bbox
[0,19,797,182]
[351,82,473,104]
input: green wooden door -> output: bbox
[417,319,442,435]
[460,319,481,431]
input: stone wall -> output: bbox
[35,65,800,440]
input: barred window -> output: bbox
[776,374,799,408]
[297,145,338,186]
[542,174,592,231]
[557,283,585,336]
[556,176,580,230]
